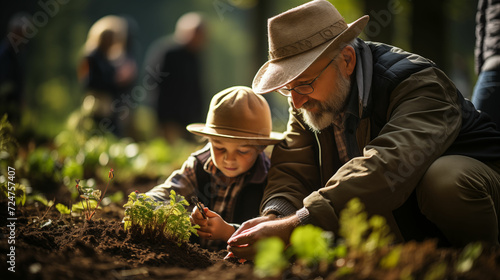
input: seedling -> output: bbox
[55,203,71,218]
[254,237,288,278]
[123,190,199,245]
[339,197,393,253]
[0,181,26,207]
[455,242,483,273]
[289,224,335,266]
[74,169,114,221]
[253,198,395,278]
[0,114,18,161]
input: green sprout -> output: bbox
[455,242,483,274]
[55,203,71,217]
[254,237,288,278]
[122,190,199,245]
[1,181,26,207]
[30,194,54,207]
[74,169,114,221]
[339,197,393,253]
[289,224,335,266]
[0,114,18,162]
[253,198,396,278]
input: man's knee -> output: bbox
[416,155,494,216]
[415,155,500,246]
[418,156,470,201]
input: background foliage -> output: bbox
[1,0,477,143]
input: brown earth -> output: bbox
[1,202,255,280]
[1,183,500,280]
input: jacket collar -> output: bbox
[345,39,373,120]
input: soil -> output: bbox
[1,182,500,280]
[1,202,255,280]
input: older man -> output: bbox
[227,0,500,260]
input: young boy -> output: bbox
[146,86,283,249]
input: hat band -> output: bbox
[269,20,347,60]
[205,124,271,138]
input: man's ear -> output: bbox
[340,45,356,77]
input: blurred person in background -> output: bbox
[78,15,138,137]
[144,12,206,143]
[473,0,500,130]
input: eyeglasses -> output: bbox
[277,57,336,97]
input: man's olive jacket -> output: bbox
[262,40,500,237]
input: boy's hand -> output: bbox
[190,206,235,241]
[190,203,209,227]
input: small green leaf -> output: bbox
[31,194,49,206]
[424,262,447,280]
[379,245,402,269]
[455,242,482,273]
[72,200,98,212]
[290,224,332,265]
[55,203,71,215]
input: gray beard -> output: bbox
[300,72,351,133]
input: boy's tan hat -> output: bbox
[187,86,284,145]
[252,0,369,94]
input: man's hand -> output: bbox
[226,214,299,260]
[231,214,277,237]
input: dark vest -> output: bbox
[366,41,500,161]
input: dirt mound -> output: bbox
[0,203,254,280]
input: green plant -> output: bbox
[74,169,114,221]
[339,198,393,253]
[253,224,343,277]
[254,237,288,278]
[253,198,396,278]
[122,190,199,245]
[55,203,71,216]
[424,262,447,280]
[0,181,26,207]
[0,114,18,162]
[289,224,335,266]
[455,242,483,273]
[379,245,402,269]
[26,146,61,186]
[30,194,54,207]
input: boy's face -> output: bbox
[209,139,262,178]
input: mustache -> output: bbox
[301,98,321,111]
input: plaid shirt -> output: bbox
[332,112,349,164]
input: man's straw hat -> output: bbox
[252,0,369,94]
[187,86,284,145]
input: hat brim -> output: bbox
[252,15,369,94]
[186,124,284,145]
